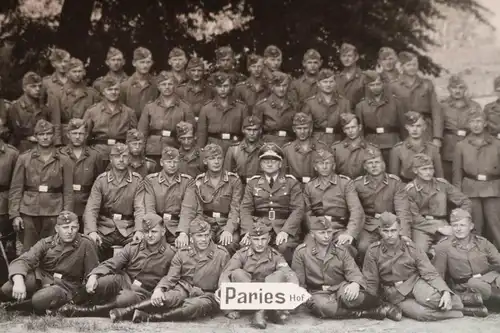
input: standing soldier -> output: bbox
[93,47,129,93]
[219,221,299,328]
[290,49,322,104]
[176,122,204,178]
[262,45,283,82]
[332,114,378,179]
[406,154,471,255]
[0,211,98,313]
[482,76,500,138]
[441,75,481,182]
[84,77,137,165]
[7,72,52,152]
[453,109,500,248]
[83,143,145,260]
[120,47,158,120]
[197,72,247,154]
[167,47,188,85]
[177,144,242,254]
[336,43,366,109]
[176,57,212,120]
[389,111,443,183]
[282,112,328,183]
[53,58,100,145]
[234,54,269,110]
[253,71,296,147]
[57,213,176,319]
[354,147,411,262]
[138,71,194,160]
[59,118,105,231]
[108,218,230,323]
[125,129,158,177]
[240,143,304,263]
[9,120,74,251]
[292,216,401,320]
[377,47,400,84]
[302,69,351,145]
[356,70,405,165]
[303,149,364,254]
[390,52,443,145]
[223,115,265,185]
[433,208,500,316]
[41,48,70,106]
[363,212,464,321]
[208,46,247,87]
[143,147,194,245]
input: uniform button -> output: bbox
[269,194,272,197]
[270,202,273,205]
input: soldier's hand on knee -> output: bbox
[11,276,26,302]
[12,217,24,232]
[175,232,189,248]
[220,231,233,246]
[240,233,250,246]
[275,231,289,245]
[343,282,360,302]
[151,288,166,307]
[439,291,452,311]
[86,275,98,294]
[336,233,353,245]
[88,232,102,247]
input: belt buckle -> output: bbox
[376,127,385,134]
[195,117,199,122]
[472,274,482,278]
[394,281,403,287]
[322,285,330,291]
[477,174,487,181]
[278,131,287,137]
[268,210,276,220]
[73,184,81,191]
[221,133,230,140]
[163,213,172,220]
[38,185,48,193]
[107,139,116,145]
[133,279,142,287]
[325,127,334,134]
[425,215,434,220]
[457,130,467,137]
[113,213,122,220]
[212,212,221,219]
[232,135,239,142]
[53,273,63,279]
[161,130,171,137]
[302,177,310,184]
[324,215,332,222]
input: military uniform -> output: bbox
[337,67,366,109]
[389,140,443,182]
[119,73,159,120]
[176,82,213,118]
[179,147,204,178]
[332,139,378,179]
[93,71,128,92]
[224,140,264,183]
[234,79,269,110]
[41,73,66,107]
[254,96,297,147]
[290,75,318,105]
[282,139,328,182]
[208,70,247,88]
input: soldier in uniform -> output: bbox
[83,143,145,260]
[262,45,283,81]
[57,213,176,318]
[292,216,401,320]
[138,71,195,160]
[406,154,471,254]
[389,111,443,182]
[208,46,247,87]
[41,48,70,106]
[178,144,242,254]
[124,129,157,177]
[92,47,129,92]
[176,57,213,120]
[356,70,405,165]
[59,118,105,231]
[390,52,443,145]
[336,43,366,109]
[453,109,500,248]
[53,58,100,145]
[109,218,230,323]
[234,54,269,110]
[302,68,351,145]
[0,211,98,313]
[434,208,500,316]
[484,76,500,138]
[84,76,137,165]
[240,143,304,263]
[119,47,158,120]
[220,221,299,328]
[377,47,400,84]
[253,71,297,147]
[168,47,188,85]
[223,115,264,185]
[282,112,328,183]
[441,75,482,182]
[354,147,411,263]
[176,121,204,178]
[9,120,74,251]
[7,72,52,152]
[290,49,322,104]
[197,72,247,154]
[331,113,378,179]
[143,147,194,245]
[363,212,464,321]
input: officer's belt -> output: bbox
[422,214,447,220]
[364,126,399,135]
[265,130,293,137]
[254,211,289,220]
[463,172,500,181]
[452,273,484,285]
[72,184,93,193]
[150,129,175,137]
[161,212,180,220]
[203,210,229,219]
[380,279,405,287]
[444,129,468,137]
[240,176,250,185]
[88,138,125,145]
[0,185,9,192]
[207,133,241,141]
[102,212,134,220]
[312,214,347,223]
[25,186,62,193]
[313,127,336,134]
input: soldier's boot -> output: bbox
[251,310,267,329]
[459,292,483,307]
[357,294,402,322]
[377,303,403,321]
[3,300,32,312]
[57,301,117,317]
[484,293,500,311]
[131,306,187,323]
[462,306,489,317]
[334,306,386,320]
[109,299,152,323]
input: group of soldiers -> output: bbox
[0,41,499,329]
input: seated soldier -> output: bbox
[219,221,299,329]
[178,144,242,254]
[0,211,98,313]
[56,213,176,318]
[406,154,471,255]
[433,208,500,317]
[292,216,401,321]
[109,218,230,323]
[363,212,464,321]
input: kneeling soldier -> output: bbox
[292,216,401,320]
[220,221,299,329]
[0,211,98,313]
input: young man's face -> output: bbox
[56,221,79,243]
[52,55,70,74]
[218,56,234,71]
[36,130,54,148]
[402,58,419,76]
[303,59,321,75]
[448,84,466,100]
[215,79,232,99]
[264,56,282,71]
[364,156,385,177]
[106,54,125,72]
[250,233,270,253]
[110,151,130,171]
[314,159,334,177]
[414,164,434,181]
[188,67,204,82]
[468,117,486,135]
[311,229,334,247]
[67,125,87,147]
[128,140,144,156]
[204,154,223,173]
[158,78,176,97]
[248,60,264,78]
[451,219,474,239]
[192,230,211,251]
[405,118,426,139]
[260,158,281,175]
[317,76,336,94]
[68,67,85,83]
[161,157,180,175]
[379,222,400,245]
[367,78,384,96]
[144,225,166,246]
[169,56,187,72]
[340,51,358,68]
[178,134,195,150]
[271,81,289,98]
[133,57,153,75]
[293,123,312,141]
[23,83,42,99]
[243,125,261,143]
[343,118,362,140]
[103,84,120,102]
[378,54,397,72]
